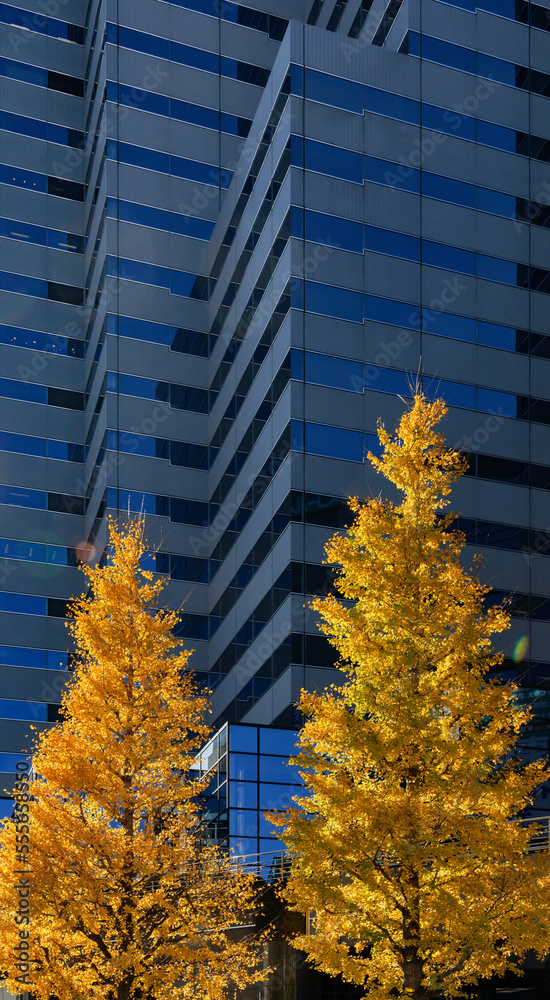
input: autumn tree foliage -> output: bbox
[0,519,264,1000]
[272,395,550,1000]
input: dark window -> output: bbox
[349,0,375,37]
[170,328,210,356]
[531,135,550,163]
[531,464,550,490]
[48,176,84,201]
[476,455,528,486]
[47,282,84,306]
[372,0,404,46]
[531,4,550,30]
[48,492,84,515]
[307,0,324,24]
[327,0,349,31]
[306,634,337,666]
[48,71,84,96]
[48,599,71,618]
[530,399,550,426]
[47,387,85,410]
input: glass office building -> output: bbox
[1,0,550,814]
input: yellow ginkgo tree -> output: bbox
[271,394,550,1000]
[0,518,265,1000]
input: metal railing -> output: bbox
[522,815,550,852]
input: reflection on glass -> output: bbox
[229,753,258,781]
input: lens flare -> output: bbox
[513,635,529,664]
[74,541,96,564]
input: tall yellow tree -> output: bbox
[271,395,550,1000]
[0,519,264,1000]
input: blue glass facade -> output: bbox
[197,723,301,871]
[0,0,549,819]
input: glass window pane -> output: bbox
[303,210,363,254]
[171,215,215,240]
[229,726,258,752]
[477,53,517,87]
[0,377,46,403]
[476,187,517,218]
[304,281,363,323]
[423,172,476,208]
[117,316,169,345]
[364,367,409,396]
[477,120,517,153]
[423,241,475,275]
[118,200,169,229]
[363,155,420,193]
[119,258,169,287]
[229,753,258,780]
[305,352,363,392]
[117,141,170,173]
[476,254,518,285]
[259,783,298,811]
[304,68,363,113]
[477,388,517,417]
[437,380,475,409]
[175,41,218,73]
[170,270,198,297]
[229,809,258,837]
[171,98,218,130]
[0,752,31,771]
[0,645,47,668]
[364,86,420,124]
[259,756,302,783]
[422,310,476,342]
[0,486,47,509]
[364,226,420,261]
[0,593,46,615]
[422,35,476,74]
[477,321,518,351]
[0,431,47,456]
[118,25,169,58]
[118,85,169,117]
[0,56,47,86]
[304,139,363,184]
[259,813,279,838]
[229,837,256,858]
[0,699,47,721]
[260,729,298,756]
[230,782,258,808]
[423,104,476,141]
[305,422,364,463]
[364,294,420,330]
